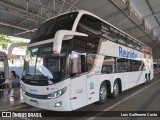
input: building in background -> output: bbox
[0,35,30,78]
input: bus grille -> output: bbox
[25,92,48,99]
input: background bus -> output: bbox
[21,10,153,111]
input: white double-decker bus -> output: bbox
[21,10,153,111]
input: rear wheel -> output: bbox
[147,74,151,83]
[98,82,107,104]
[148,74,150,81]
[111,80,119,98]
[145,74,150,84]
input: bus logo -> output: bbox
[29,88,38,92]
[119,46,137,59]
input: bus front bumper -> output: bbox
[22,92,72,111]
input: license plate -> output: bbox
[30,99,38,105]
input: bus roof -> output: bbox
[77,10,150,49]
[43,10,151,50]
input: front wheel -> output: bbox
[97,82,107,104]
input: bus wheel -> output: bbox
[111,80,119,98]
[146,74,151,83]
[148,74,150,82]
[98,82,107,104]
[145,74,150,84]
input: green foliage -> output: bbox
[20,46,27,49]
[0,34,13,43]
[14,39,27,49]
[0,34,26,50]
[0,34,13,49]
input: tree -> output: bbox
[15,39,27,49]
[0,34,27,50]
[0,34,13,49]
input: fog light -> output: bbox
[55,102,62,107]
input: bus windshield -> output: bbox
[31,12,78,43]
[24,44,67,85]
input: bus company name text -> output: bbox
[119,46,137,59]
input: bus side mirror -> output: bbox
[53,30,88,54]
[70,53,86,77]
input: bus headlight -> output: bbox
[47,87,67,99]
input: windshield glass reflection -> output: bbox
[24,44,66,85]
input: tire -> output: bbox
[146,74,150,84]
[145,74,149,84]
[111,80,119,98]
[148,74,150,82]
[97,82,107,104]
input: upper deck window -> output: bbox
[31,12,78,43]
[78,14,102,35]
[74,14,102,54]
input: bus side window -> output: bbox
[116,58,129,72]
[87,53,96,72]
[80,55,86,73]
[130,60,142,71]
[101,56,116,74]
[78,14,102,35]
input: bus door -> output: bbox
[87,54,104,104]
[129,60,142,87]
[116,58,130,90]
[70,51,88,110]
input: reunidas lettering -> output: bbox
[119,46,137,59]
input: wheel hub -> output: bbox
[100,86,107,100]
[113,83,119,95]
